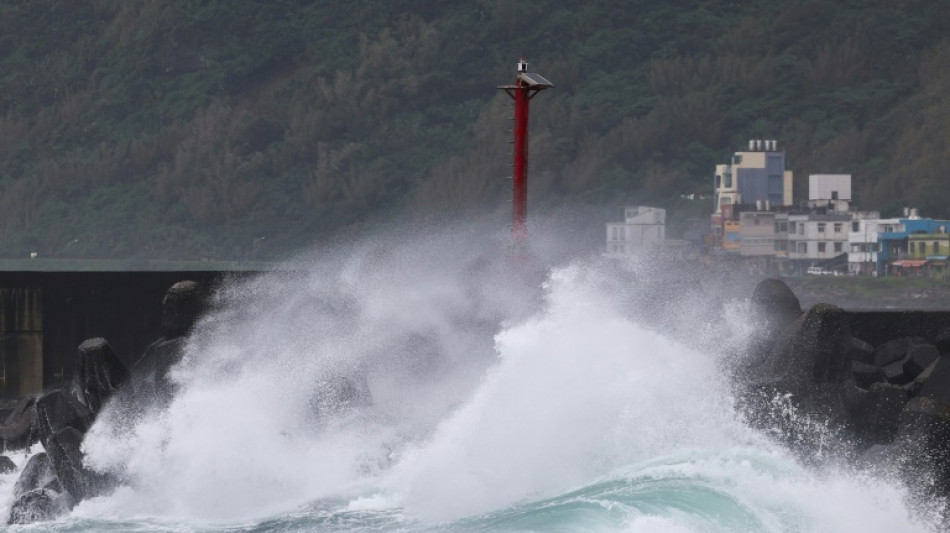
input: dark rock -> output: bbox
[129,281,206,407]
[42,427,86,501]
[847,337,875,365]
[750,278,802,325]
[935,327,950,355]
[907,358,941,397]
[903,344,939,380]
[160,280,204,338]
[0,455,14,474]
[896,356,950,496]
[74,337,130,416]
[13,453,61,499]
[740,303,857,444]
[852,361,887,390]
[34,390,91,444]
[746,279,803,361]
[910,355,950,405]
[883,360,912,385]
[0,396,37,451]
[854,383,908,443]
[7,488,71,525]
[131,337,187,407]
[872,337,925,368]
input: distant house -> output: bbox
[713,139,793,215]
[606,206,665,255]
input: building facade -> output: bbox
[606,206,666,255]
[713,140,794,215]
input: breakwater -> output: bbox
[0,271,230,399]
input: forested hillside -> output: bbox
[0,0,947,260]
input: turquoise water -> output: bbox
[0,235,941,532]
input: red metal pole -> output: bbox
[512,77,530,243]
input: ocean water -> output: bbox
[0,227,941,532]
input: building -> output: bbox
[737,209,777,274]
[807,174,851,212]
[786,213,851,269]
[713,139,793,215]
[847,212,893,276]
[606,206,666,255]
[908,231,950,278]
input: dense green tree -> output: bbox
[0,0,947,259]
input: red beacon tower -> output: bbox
[498,58,553,243]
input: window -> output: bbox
[834,223,842,233]
[852,222,860,232]
[911,242,916,253]
[832,191,839,200]
[818,242,826,253]
[834,242,843,253]
[789,222,796,233]
[797,242,807,253]
[817,223,826,233]
[936,242,942,254]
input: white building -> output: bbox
[808,174,851,212]
[847,214,903,276]
[606,206,666,255]
[787,214,851,263]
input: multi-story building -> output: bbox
[847,212,894,276]
[879,210,950,276]
[713,139,793,215]
[606,206,666,255]
[787,213,851,266]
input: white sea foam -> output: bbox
[46,224,942,531]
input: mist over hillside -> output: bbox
[0,0,947,260]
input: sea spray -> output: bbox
[50,226,943,531]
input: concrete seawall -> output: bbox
[0,270,948,399]
[0,271,234,398]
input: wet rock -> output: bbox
[131,337,187,406]
[903,344,939,380]
[74,338,130,416]
[0,396,37,451]
[746,279,803,362]
[852,361,887,390]
[934,327,950,355]
[883,359,913,385]
[43,427,86,501]
[0,456,15,474]
[34,390,91,444]
[13,452,61,499]
[854,383,908,444]
[896,356,950,495]
[873,337,925,368]
[130,281,206,407]
[160,280,204,338]
[7,488,71,525]
[740,303,857,441]
[847,337,875,366]
[750,278,802,326]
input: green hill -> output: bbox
[0,0,948,260]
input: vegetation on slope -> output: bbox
[0,0,947,259]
